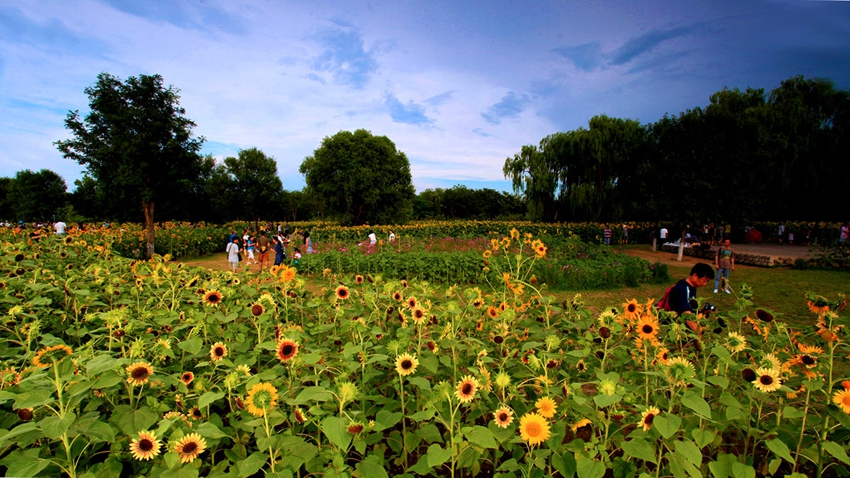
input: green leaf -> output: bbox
[321,416,352,450]
[41,412,76,439]
[575,455,605,478]
[691,428,714,448]
[707,376,729,389]
[356,455,389,478]
[92,370,123,389]
[408,408,435,422]
[196,422,230,439]
[426,443,453,468]
[406,376,432,392]
[198,391,225,408]
[681,391,712,419]
[653,414,681,439]
[765,438,794,463]
[294,386,332,403]
[238,452,269,477]
[373,410,402,431]
[83,421,117,443]
[730,462,755,478]
[178,336,203,355]
[415,423,444,444]
[0,422,38,446]
[621,438,657,464]
[2,448,50,477]
[462,425,497,449]
[110,405,158,437]
[822,441,850,465]
[13,389,53,409]
[674,439,703,467]
[593,394,622,408]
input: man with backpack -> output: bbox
[656,263,714,333]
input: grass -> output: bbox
[177,249,848,328]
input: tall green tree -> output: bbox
[224,147,284,228]
[300,129,415,225]
[7,169,68,222]
[55,72,205,258]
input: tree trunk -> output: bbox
[143,201,155,259]
[677,227,686,261]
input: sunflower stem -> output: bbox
[794,387,811,473]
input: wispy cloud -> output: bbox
[610,24,701,66]
[311,26,378,90]
[425,91,454,106]
[100,0,247,35]
[552,42,603,71]
[482,92,531,125]
[385,94,434,126]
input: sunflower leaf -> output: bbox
[198,391,225,409]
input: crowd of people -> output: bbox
[224,223,312,273]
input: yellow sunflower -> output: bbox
[493,406,514,428]
[172,433,207,464]
[335,285,350,300]
[535,396,557,419]
[725,332,747,353]
[519,412,551,445]
[622,299,641,321]
[833,389,850,414]
[251,303,265,316]
[640,407,661,431]
[245,382,279,417]
[32,344,73,368]
[636,315,660,341]
[180,371,194,385]
[395,353,418,376]
[456,375,479,403]
[129,431,161,461]
[487,306,499,318]
[753,367,781,393]
[210,342,227,362]
[278,266,297,284]
[126,362,154,386]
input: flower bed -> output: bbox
[0,231,847,477]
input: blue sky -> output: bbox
[1,0,848,193]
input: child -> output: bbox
[246,235,257,264]
[293,247,302,267]
[273,237,284,266]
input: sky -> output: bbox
[1,0,849,194]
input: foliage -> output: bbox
[0,230,849,477]
[300,129,415,225]
[54,72,205,258]
[5,169,68,222]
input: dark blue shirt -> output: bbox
[669,279,696,315]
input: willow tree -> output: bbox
[56,73,205,258]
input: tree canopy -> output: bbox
[300,129,415,225]
[55,72,205,257]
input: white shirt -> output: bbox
[368,233,377,244]
[660,228,668,239]
[54,222,66,234]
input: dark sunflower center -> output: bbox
[208,295,220,303]
[132,367,149,380]
[462,383,473,394]
[644,414,655,425]
[183,373,192,381]
[401,360,412,369]
[182,442,197,454]
[281,345,294,357]
[139,439,153,451]
[801,355,815,365]
[498,412,508,421]
[760,375,774,385]
[628,304,636,312]
[214,347,224,357]
[642,325,654,334]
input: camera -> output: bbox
[700,302,717,316]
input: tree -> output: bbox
[55,73,205,258]
[300,129,415,225]
[7,169,68,222]
[224,148,284,228]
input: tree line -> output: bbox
[504,75,850,225]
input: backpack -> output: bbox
[655,285,675,311]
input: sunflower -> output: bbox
[126,362,154,386]
[456,375,479,403]
[129,431,162,461]
[276,338,299,363]
[335,286,350,300]
[407,297,417,308]
[759,353,782,372]
[189,407,203,420]
[392,291,403,302]
[621,299,641,321]
[347,422,365,434]
[355,275,364,284]
[251,303,265,316]
[666,357,695,387]
[534,242,547,258]
[32,344,73,368]
[482,250,492,259]
[395,353,418,376]
[172,433,207,464]
[833,389,850,414]
[210,342,227,362]
[655,347,670,366]
[636,315,660,340]
[755,309,774,322]
[753,367,782,393]
[640,407,661,431]
[180,372,194,385]
[519,412,551,445]
[510,228,520,241]
[294,408,306,423]
[725,332,747,353]
[0,367,21,389]
[571,418,593,432]
[279,266,297,284]
[807,296,830,315]
[245,382,279,417]
[493,406,514,428]
[535,396,557,418]
[204,290,223,306]
[471,298,484,309]
[798,343,824,355]
[411,306,427,325]
[487,306,499,319]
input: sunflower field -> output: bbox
[0,228,849,478]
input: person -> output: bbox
[273,237,285,266]
[225,237,241,272]
[622,225,629,244]
[659,226,668,241]
[840,223,849,244]
[242,229,250,247]
[707,223,716,246]
[778,224,785,245]
[54,220,66,235]
[293,247,302,267]
[663,263,714,317]
[256,230,270,271]
[368,231,377,245]
[714,239,735,293]
[229,230,239,244]
[603,226,612,245]
[388,230,396,242]
[303,231,313,253]
[246,235,257,264]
